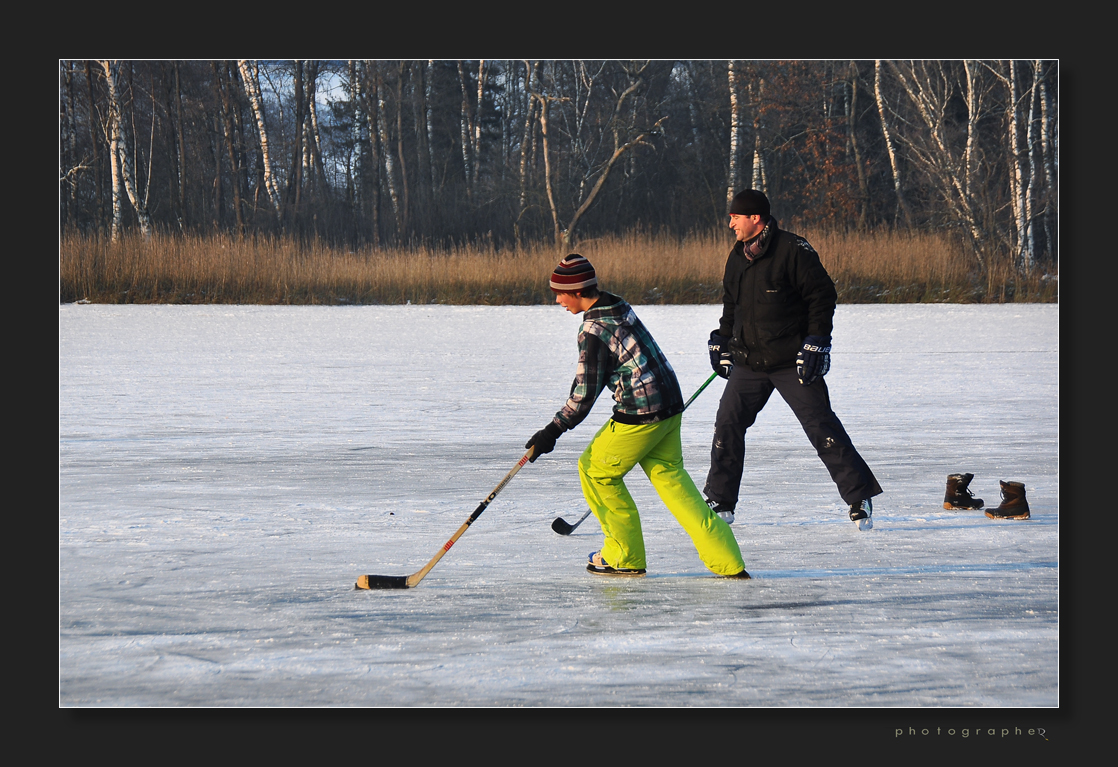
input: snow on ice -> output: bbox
[59,303,1058,707]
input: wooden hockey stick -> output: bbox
[356,447,536,590]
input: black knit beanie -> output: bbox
[729,189,770,217]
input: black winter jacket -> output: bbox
[717,219,837,372]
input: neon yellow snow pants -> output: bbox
[578,414,746,575]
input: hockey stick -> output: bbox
[551,508,592,536]
[549,371,720,536]
[683,370,720,411]
[356,447,536,590]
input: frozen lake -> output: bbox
[59,302,1058,707]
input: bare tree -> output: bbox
[99,60,153,238]
[303,60,330,201]
[533,61,667,250]
[727,60,744,208]
[211,62,246,235]
[846,61,870,229]
[748,75,766,191]
[238,60,283,224]
[986,60,1037,272]
[516,60,539,245]
[874,60,912,228]
[1038,61,1058,263]
[58,59,1056,267]
[457,61,474,200]
[372,63,402,240]
[887,61,989,265]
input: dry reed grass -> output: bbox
[59,228,1057,305]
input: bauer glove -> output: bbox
[708,331,734,379]
[526,421,563,462]
[796,336,831,386]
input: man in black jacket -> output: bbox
[704,189,881,530]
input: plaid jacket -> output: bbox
[553,292,685,432]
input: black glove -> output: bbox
[526,422,563,462]
[796,335,831,386]
[708,331,734,379]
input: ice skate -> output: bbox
[849,498,873,530]
[706,498,735,524]
[586,551,646,577]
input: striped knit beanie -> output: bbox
[550,254,598,293]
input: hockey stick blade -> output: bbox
[546,376,718,538]
[355,574,411,590]
[355,448,535,591]
[552,508,593,536]
[551,517,575,535]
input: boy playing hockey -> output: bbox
[526,254,749,579]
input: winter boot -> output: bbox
[985,481,1030,520]
[944,473,984,510]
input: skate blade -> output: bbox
[586,564,646,577]
[855,517,873,531]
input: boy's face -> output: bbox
[555,291,594,314]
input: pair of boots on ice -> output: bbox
[944,473,1030,520]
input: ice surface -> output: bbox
[59,303,1058,706]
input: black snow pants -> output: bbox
[703,365,882,508]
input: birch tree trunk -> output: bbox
[304,60,330,200]
[374,63,402,239]
[473,59,486,191]
[874,60,912,228]
[962,61,979,206]
[888,61,986,263]
[518,62,537,221]
[515,61,539,246]
[238,60,284,224]
[727,60,743,209]
[458,61,474,200]
[960,60,986,267]
[349,60,367,214]
[426,61,439,199]
[1022,59,1043,272]
[105,92,124,242]
[1003,60,1029,271]
[100,60,153,238]
[749,77,766,190]
[1039,62,1057,264]
[287,60,305,221]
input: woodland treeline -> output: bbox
[59,60,1057,273]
